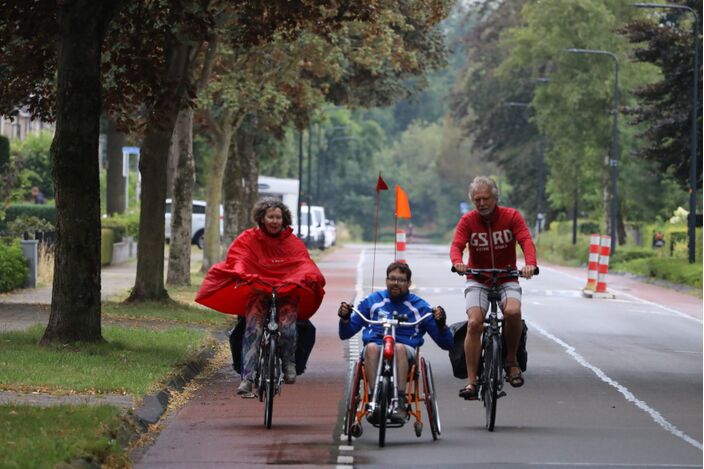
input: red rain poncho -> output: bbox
[195,226,326,320]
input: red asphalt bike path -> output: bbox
[133,245,363,469]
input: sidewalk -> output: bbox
[0,259,138,332]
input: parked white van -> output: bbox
[293,205,327,249]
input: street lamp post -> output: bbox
[565,48,620,254]
[633,2,701,263]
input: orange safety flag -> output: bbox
[376,173,389,192]
[395,185,411,219]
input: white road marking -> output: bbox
[529,320,702,451]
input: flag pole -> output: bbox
[372,188,381,292]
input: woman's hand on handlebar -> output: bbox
[338,301,352,322]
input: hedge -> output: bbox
[0,204,56,233]
[0,241,28,292]
[101,228,115,266]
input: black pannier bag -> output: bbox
[229,319,316,376]
[448,319,528,380]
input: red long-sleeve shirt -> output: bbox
[450,206,537,284]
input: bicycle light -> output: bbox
[383,335,395,359]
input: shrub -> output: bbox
[101,229,114,266]
[0,241,28,292]
[610,248,655,264]
[11,132,53,198]
[0,204,56,234]
[612,257,702,290]
[535,229,590,266]
[101,212,139,241]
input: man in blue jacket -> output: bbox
[338,261,452,423]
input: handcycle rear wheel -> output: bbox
[378,375,390,447]
[483,334,501,432]
[345,360,364,443]
[420,357,441,440]
[263,335,277,429]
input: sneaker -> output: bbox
[284,363,297,384]
[390,399,408,424]
[366,408,380,424]
[237,380,256,398]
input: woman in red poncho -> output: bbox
[196,198,325,396]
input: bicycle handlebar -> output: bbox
[451,266,539,277]
[350,308,433,327]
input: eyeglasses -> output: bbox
[386,276,409,284]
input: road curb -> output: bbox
[61,342,219,469]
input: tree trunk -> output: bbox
[202,113,234,271]
[41,0,118,344]
[127,39,191,302]
[223,117,258,247]
[105,116,126,215]
[166,127,178,199]
[242,122,259,227]
[166,108,195,286]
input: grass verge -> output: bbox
[0,325,212,395]
[0,404,129,469]
[102,299,231,329]
[611,257,702,292]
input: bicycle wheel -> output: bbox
[263,334,277,429]
[484,335,501,431]
[378,375,390,447]
[420,357,441,440]
[256,336,267,403]
[345,360,364,443]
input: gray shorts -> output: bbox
[464,280,522,312]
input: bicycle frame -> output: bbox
[351,309,431,417]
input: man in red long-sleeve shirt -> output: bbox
[450,176,537,400]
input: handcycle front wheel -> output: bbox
[420,357,441,440]
[378,375,390,447]
[263,335,277,429]
[345,360,365,443]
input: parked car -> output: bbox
[292,205,327,250]
[164,199,223,249]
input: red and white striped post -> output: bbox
[596,235,611,293]
[395,229,407,263]
[585,233,600,291]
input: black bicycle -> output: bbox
[251,281,294,429]
[453,266,538,431]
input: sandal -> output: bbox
[459,382,479,400]
[504,363,524,388]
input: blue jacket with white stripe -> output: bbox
[339,290,453,350]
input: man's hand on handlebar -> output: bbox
[432,306,447,330]
[453,262,467,274]
[521,265,537,279]
[338,301,352,323]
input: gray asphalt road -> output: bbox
[344,243,702,468]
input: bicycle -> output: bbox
[248,280,296,429]
[452,266,538,431]
[343,308,441,447]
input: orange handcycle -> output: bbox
[343,308,441,447]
